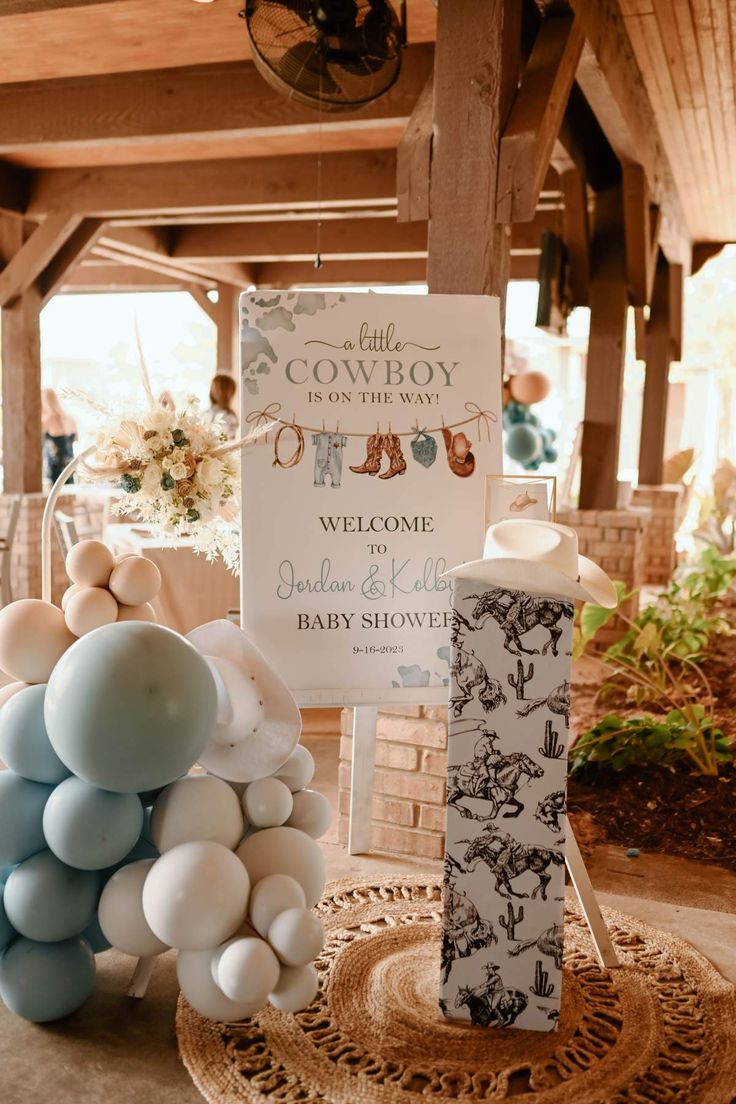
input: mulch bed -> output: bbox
[567,594,736,872]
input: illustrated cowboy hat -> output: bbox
[444,519,617,608]
[186,619,301,782]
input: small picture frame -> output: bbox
[485,474,557,528]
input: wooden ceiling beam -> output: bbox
[0,162,29,216]
[254,259,428,287]
[27,150,400,218]
[0,0,120,13]
[559,165,590,307]
[622,162,661,307]
[497,13,585,222]
[568,0,691,269]
[0,46,434,155]
[64,264,199,293]
[39,215,105,304]
[0,211,81,305]
[397,72,433,223]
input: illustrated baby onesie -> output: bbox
[312,432,348,488]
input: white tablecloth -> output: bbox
[107,525,239,636]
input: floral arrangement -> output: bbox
[85,399,243,570]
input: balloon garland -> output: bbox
[0,541,330,1024]
[502,370,559,472]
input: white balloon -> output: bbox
[267,907,324,968]
[286,789,332,840]
[269,963,319,1013]
[177,948,259,1022]
[98,859,169,958]
[273,746,315,793]
[214,936,280,1005]
[236,827,326,909]
[242,778,293,829]
[150,775,244,853]
[248,874,306,939]
[143,841,250,950]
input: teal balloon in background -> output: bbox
[505,423,543,465]
[81,913,111,955]
[0,684,71,785]
[4,850,99,942]
[0,936,95,1022]
[43,776,144,871]
[0,883,16,952]
[0,773,53,865]
[44,622,217,793]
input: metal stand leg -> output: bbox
[128,955,156,999]
[565,818,620,970]
[348,705,378,856]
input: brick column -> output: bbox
[557,507,650,646]
[338,705,448,860]
[631,484,685,584]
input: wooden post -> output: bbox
[427,0,521,313]
[0,217,43,493]
[215,283,239,376]
[638,252,677,486]
[579,188,628,510]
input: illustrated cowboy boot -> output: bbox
[349,433,383,475]
[379,433,407,479]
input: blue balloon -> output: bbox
[0,684,70,785]
[0,936,95,1022]
[81,912,111,955]
[44,622,217,793]
[0,883,16,952]
[43,776,143,871]
[505,423,543,465]
[543,445,558,463]
[0,773,53,865]
[4,850,99,942]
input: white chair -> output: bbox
[0,495,21,608]
[54,510,80,560]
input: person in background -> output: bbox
[205,373,239,441]
[42,388,78,485]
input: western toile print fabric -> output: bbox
[441,578,573,1033]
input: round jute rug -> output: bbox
[176,878,736,1103]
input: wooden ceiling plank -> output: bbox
[27,150,400,218]
[396,72,433,223]
[693,0,735,231]
[91,243,218,289]
[64,264,200,292]
[40,215,105,303]
[570,0,691,267]
[255,259,427,287]
[0,211,82,305]
[496,14,585,223]
[171,219,429,263]
[0,46,434,153]
[0,0,121,14]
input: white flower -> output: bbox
[170,447,184,464]
[142,463,162,487]
[198,457,224,487]
[161,457,173,471]
[159,431,173,448]
[170,462,188,481]
[145,434,162,453]
[145,409,171,433]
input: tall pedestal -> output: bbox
[441,581,572,1032]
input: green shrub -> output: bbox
[570,708,730,774]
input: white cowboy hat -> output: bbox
[186,620,301,782]
[443,519,617,608]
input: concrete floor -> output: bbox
[0,729,735,1104]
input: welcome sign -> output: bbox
[240,291,502,704]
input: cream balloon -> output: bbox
[108,557,161,607]
[150,775,244,853]
[115,602,157,623]
[236,827,326,909]
[508,370,551,406]
[98,859,169,957]
[267,907,324,967]
[214,936,280,1005]
[142,840,250,951]
[177,948,260,1021]
[248,874,306,939]
[272,746,315,793]
[242,778,293,829]
[61,584,83,612]
[286,789,332,840]
[0,599,75,684]
[65,540,115,588]
[268,964,319,1013]
[64,587,119,638]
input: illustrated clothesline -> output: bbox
[244,401,498,440]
